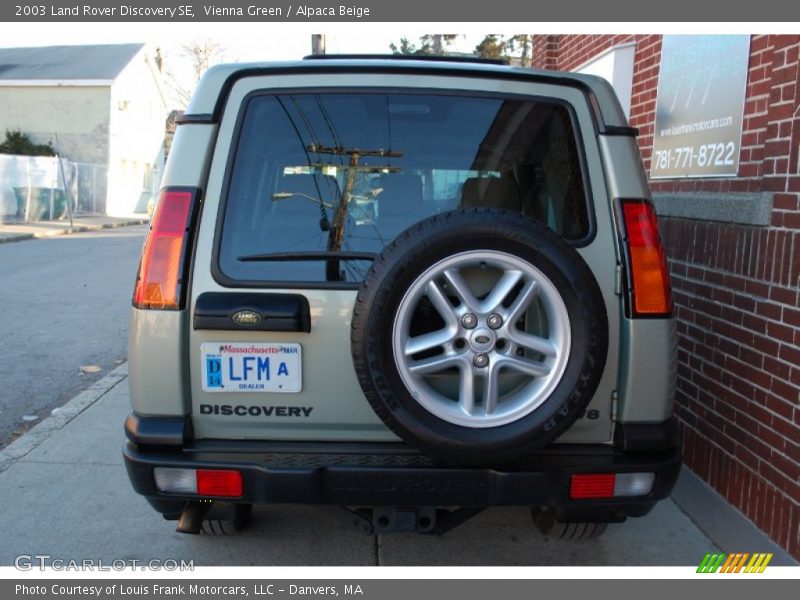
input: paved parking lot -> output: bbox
[0,365,720,566]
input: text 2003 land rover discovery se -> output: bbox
[124,55,680,538]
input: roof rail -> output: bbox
[302,54,509,66]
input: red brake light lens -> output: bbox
[621,201,672,316]
[196,469,243,497]
[570,473,615,499]
[133,189,195,310]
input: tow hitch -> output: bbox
[345,507,484,535]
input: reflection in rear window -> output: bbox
[218,92,589,284]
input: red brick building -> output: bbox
[533,35,799,559]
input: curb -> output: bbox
[0,363,128,473]
[671,466,799,566]
[0,219,148,244]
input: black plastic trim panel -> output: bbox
[175,113,215,125]
[124,438,681,508]
[193,292,311,332]
[603,125,640,137]
[615,419,679,452]
[125,413,191,448]
[303,54,510,66]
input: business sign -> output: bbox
[651,35,751,179]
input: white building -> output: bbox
[0,44,167,216]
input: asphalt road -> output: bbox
[0,226,147,448]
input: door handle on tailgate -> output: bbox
[193,292,311,332]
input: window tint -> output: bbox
[218,92,589,284]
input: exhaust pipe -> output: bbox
[176,501,211,534]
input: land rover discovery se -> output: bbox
[124,55,680,538]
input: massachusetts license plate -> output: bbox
[200,342,302,393]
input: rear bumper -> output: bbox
[123,419,681,519]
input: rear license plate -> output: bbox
[200,342,302,393]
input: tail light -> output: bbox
[154,468,243,498]
[570,472,655,499]
[133,188,199,310]
[196,470,244,497]
[619,200,672,316]
[570,473,615,499]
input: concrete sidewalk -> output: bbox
[0,364,728,567]
[0,215,148,243]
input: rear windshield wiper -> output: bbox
[237,251,377,262]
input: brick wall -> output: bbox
[534,35,800,559]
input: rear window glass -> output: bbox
[218,92,589,285]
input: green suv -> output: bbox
[124,55,680,538]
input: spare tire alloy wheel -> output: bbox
[351,209,608,466]
[393,250,571,428]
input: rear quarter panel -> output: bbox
[598,135,677,423]
[127,124,216,417]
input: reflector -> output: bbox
[196,469,243,497]
[614,472,655,497]
[153,467,197,494]
[570,473,615,499]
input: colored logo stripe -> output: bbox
[732,553,749,573]
[697,553,726,573]
[720,553,736,572]
[721,553,750,573]
[697,552,772,573]
[745,553,773,573]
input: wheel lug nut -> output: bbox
[473,353,489,368]
[487,313,503,329]
[461,313,477,329]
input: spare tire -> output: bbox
[351,209,607,466]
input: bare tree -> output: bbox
[507,35,533,67]
[162,39,226,108]
[184,39,225,81]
